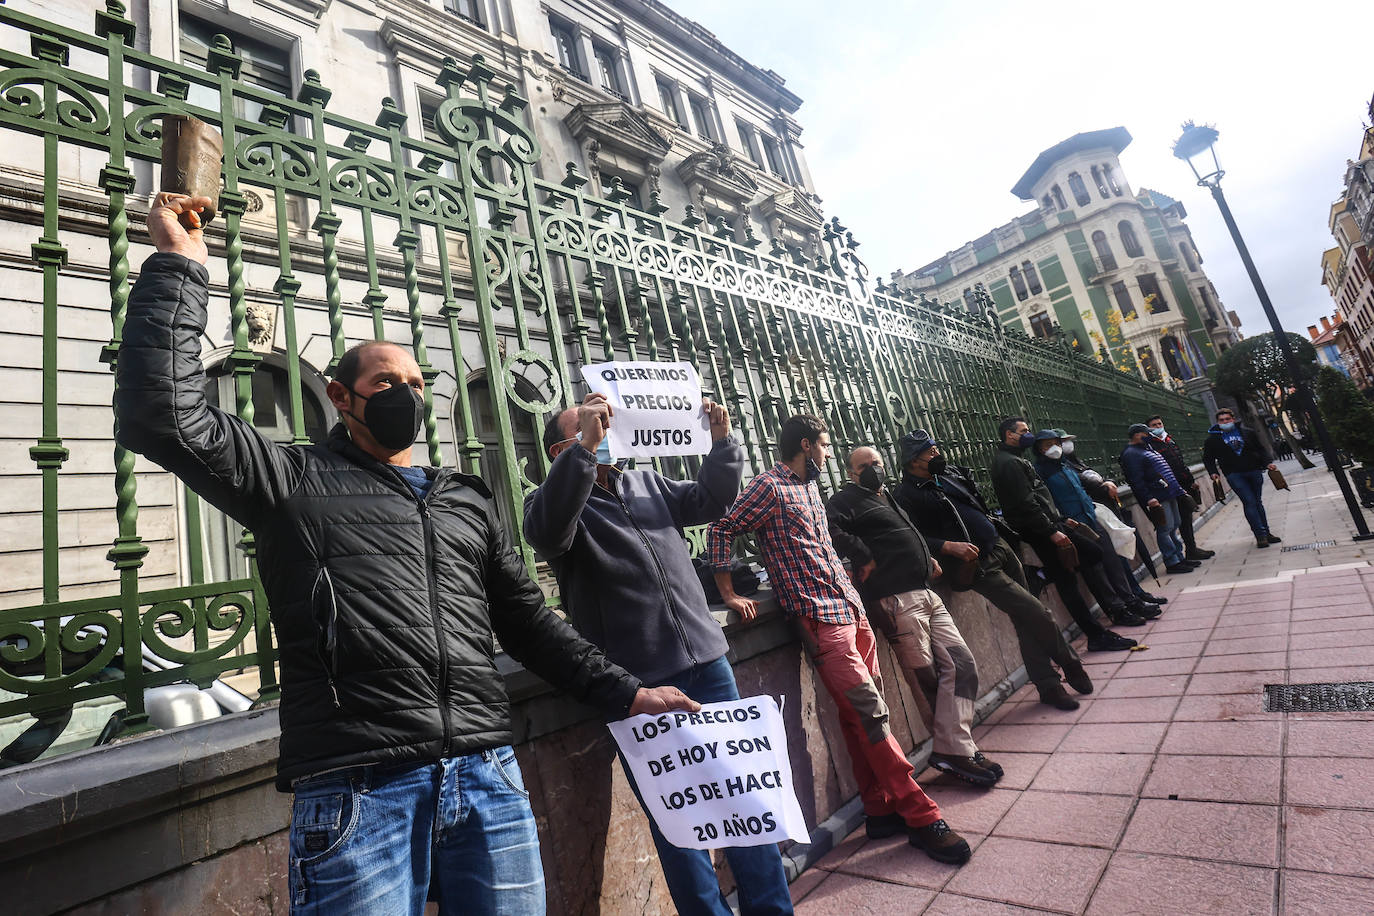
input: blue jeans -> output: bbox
[618,655,793,916]
[1154,498,1185,567]
[288,749,543,915]
[1226,470,1270,537]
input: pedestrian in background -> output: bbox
[1203,408,1281,549]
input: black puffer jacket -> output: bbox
[115,254,641,789]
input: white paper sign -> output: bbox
[581,360,711,459]
[607,696,809,849]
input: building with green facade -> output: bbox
[894,128,1241,387]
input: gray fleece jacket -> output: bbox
[522,437,744,683]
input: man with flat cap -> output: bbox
[892,430,1124,713]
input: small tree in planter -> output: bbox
[1316,365,1374,506]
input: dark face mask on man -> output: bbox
[858,463,886,491]
[926,455,948,476]
[345,382,425,450]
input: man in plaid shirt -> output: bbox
[708,415,971,865]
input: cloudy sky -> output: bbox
[683,0,1369,335]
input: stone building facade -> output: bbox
[893,127,1241,387]
[1320,113,1374,390]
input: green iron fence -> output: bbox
[0,1,1209,741]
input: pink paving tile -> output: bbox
[972,723,1072,754]
[812,825,870,871]
[1288,645,1374,669]
[944,837,1110,912]
[1285,806,1374,877]
[1161,720,1284,756]
[1085,851,1276,916]
[1193,650,1289,673]
[1029,752,1153,796]
[1143,616,1218,634]
[1172,693,1281,721]
[792,869,936,914]
[981,700,1032,726]
[835,831,988,891]
[1120,798,1279,866]
[1110,656,1196,678]
[922,894,1058,915]
[1057,721,1168,754]
[1291,615,1374,634]
[1185,670,1286,695]
[1285,664,1374,683]
[1210,620,1290,640]
[787,867,829,904]
[1096,674,1188,698]
[1076,661,1122,682]
[1140,626,1218,645]
[1008,683,1038,702]
[1285,756,1374,808]
[917,786,1020,834]
[1141,754,1282,804]
[1281,869,1374,916]
[989,701,1087,726]
[1219,601,1292,616]
[1114,640,1203,660]
[994,789,1133,848]
[1077,695,1181,724]
[1290,626,1374,650]
[1291,603,1374,622]
[1206,634,1289,655]
[921,752,1048,792]
[1287,720,1374,757]
[1292,592,1370,609]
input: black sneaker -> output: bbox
[972,751,1004,779]
[865,812,906,839]
[928,752,999,788]
[1062,663,1094,695]
[1038,683,1081,710]
[1087,631,1138,651]
[908,819,972,864]
[1266,534,1282,544]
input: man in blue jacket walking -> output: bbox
[1121,424,1193,574]
[523,393,792,916]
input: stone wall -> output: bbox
[0,485,1221,915]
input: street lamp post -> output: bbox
[1173,122,1374,540]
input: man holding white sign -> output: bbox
[524,384,793,916]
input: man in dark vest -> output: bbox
[116,193,695,915]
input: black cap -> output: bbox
[1128,423,1152,438]
[1032,429,1061,444]
[898,429,937,465]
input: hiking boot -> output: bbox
[1087,630,1138,651]
[908,819,972,864]
[972,751,1004,779]
[1138,592,1168,605]
[1255,537,1271,549]
[1186,548,1216,560]
[1038,682,1080,710]
[1062,663,1094,695]
[1266,534,1282,544]
[1164,563,1195,573]
[865,812,906,839]
[928,752,999,787]
[1107,605,1147,626]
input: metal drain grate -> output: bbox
[1279,540,1337,552]
[1265,682,1374,712]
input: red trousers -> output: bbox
[797,613,942,828]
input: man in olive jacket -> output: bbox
[116,193,694,915]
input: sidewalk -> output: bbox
[789,458,1374,915]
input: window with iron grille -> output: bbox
[687,94,715,141]
[593,43,626,99]
[735,119,764,168]
[1093,231,1117,271]
[549,18,586,81]
[656,77,684,127]
[179,14,290,121]
[443,0,485,28]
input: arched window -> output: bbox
[1103,163,1122,196]
[1022,260,1042,294]
[1092,231,1117,271]
[1042,193,1055,214]
[1051,184,1067,210]
[198,354,330,582]
[1090,165,1110,199]
[1119,220,1144,258]
[1067,172,1091,207]
[1009,266,1028,301]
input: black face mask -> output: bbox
[858,464,886,491]
[345,383,425,451]
[927,455,948,476]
